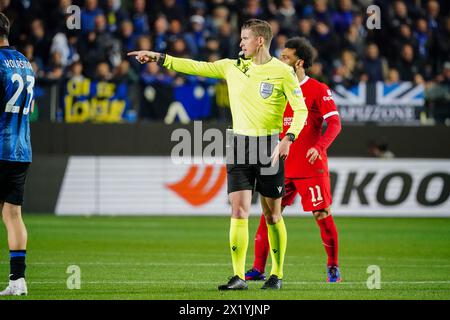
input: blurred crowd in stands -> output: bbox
[1,0,449,122]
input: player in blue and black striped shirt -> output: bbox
[0,12,34,296]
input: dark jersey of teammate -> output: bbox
[0,46,34,162]
[282,76,339,178]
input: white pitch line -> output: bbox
[1,261,450,268]
[0,280,449,285]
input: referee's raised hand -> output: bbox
[127,51,160,64]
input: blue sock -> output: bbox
[10,250,26,280]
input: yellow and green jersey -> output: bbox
[163,55,308,138]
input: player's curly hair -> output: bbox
[284,37,314,69]
[0,13,10,39]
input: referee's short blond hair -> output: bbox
[242,19,273,46]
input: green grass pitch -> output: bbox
[0,215,449,300]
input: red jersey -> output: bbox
[282,76,339,178]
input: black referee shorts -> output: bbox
[226,133,285,199]
[0,160,30,206]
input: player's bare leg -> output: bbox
[313,208,341,282]
[0,202,28,296]
[260,196,286,289]
[2,203,28,250]
[218,190,252,290]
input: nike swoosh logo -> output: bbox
[313,201,323,207]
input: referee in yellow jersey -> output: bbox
[128,19,308,290]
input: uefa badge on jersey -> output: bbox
[260,82,274,99]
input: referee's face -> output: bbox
[240,29,260,58]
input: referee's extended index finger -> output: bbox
[127,51,139,56]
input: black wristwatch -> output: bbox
[285,133,295,142]
[157,53,166,66]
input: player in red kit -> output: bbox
[245,37,343,283]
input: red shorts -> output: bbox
[282,176,332,212]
